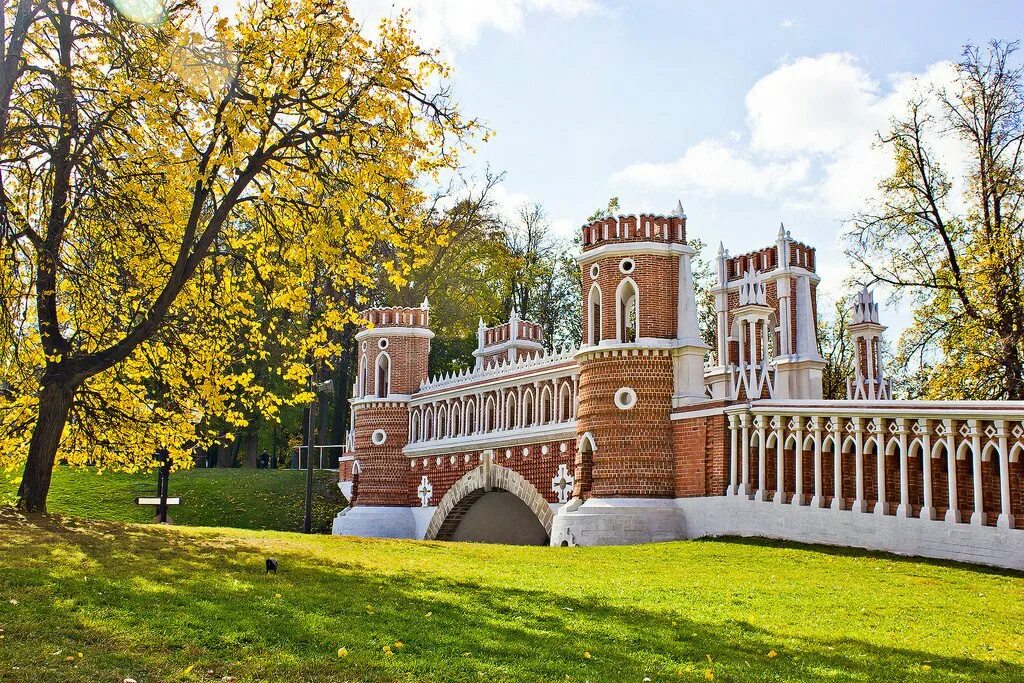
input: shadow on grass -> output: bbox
[0,509,1020,683]
[699,534,1024,578]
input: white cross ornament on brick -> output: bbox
[551,463,575,503]
[417,476,433,507]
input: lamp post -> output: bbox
[303,378,334,533]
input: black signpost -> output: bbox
[135,450,179,523]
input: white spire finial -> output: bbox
[420,296,429,310]
[672,199,686,218]
[478,316,486,329]
[718,241,726,257]
[778,222,786,239]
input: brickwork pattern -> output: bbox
[351,403,410,506]
[407,439,575,506]
[577,351,676,497]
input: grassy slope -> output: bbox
[0,467,346,533]
[0,511,1022,682]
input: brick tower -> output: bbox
[846,288,891,400]
[334,302,432,537]
[553,202,709,544]
[706,223,825,401]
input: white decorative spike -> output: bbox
[672,199,686,218]
[778,222,786,239]
[852,287,881,325]
[738,266,768,306]
[420,296,429,310]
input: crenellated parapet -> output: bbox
[474,309,545,370]
[580,201,687,251]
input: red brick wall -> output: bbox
[407,439,575,505]
[582,253,680,342]
[577,351,676,497]
[351,403,410,506]
[671,406,729,497]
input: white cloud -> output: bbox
[349,0,601,52]
[611,140,810,198]
[611,53,970,218]
[746,53,880,155]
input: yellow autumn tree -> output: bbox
[0,0,482,510]
[846,41,1024,400]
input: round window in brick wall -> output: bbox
[590,263,600,279]
[371,429,387,445]
[613,386,638,410]
[378,337,389,350]
[619,258,636,274]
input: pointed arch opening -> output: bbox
[375,352,391,398]
[588,283,603,345]
[358,354,368,398]
[615,277,639,343]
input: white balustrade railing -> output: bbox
[725,400,1023,530]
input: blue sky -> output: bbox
[347,0,1022,330]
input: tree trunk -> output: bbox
[217,438,237,468]
[241,430,259,468]
[17,378,75,513]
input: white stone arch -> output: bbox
[539,385,554,424]
[424,462,554,541]
[821,434,837,453]
[522,387,536,428]
[504,392,518,430]
[450,403,462,438]
[885,437,902,458]
[841,435,856,454]
[982,440,999,462]
[588,283,603,345]
[1010,442,1023,462]
[423,406,434,441]
[578,431,598,455]
[766,431,779,448]
[784,434,799,450]
[615,277,640,343]
[931,439,949,460]
[410,410,421,443]
[956,439,973,461]
[358,354,368,398]
[802,433,816,451]
[434,404,448,439]
[558,381,573,421]
[908,437,925,459]
[374,351,391,398]
[484,395,496,432]
[465,398,477,435]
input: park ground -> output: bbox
[0,466,346,533]
[1,506,1023,682]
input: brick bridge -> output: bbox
[333,207,1024,571]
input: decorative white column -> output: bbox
[811,417,824,508]
[969,420,985,526]
[831,418,843,510]
[874,423,888,515]
[728,414,739,496]
[741,413,752,497]
[774,417,785,504]
[996,420,1015,529]
[896,418,911,517]
[793,417,805,506]
[755,415,768,502]
[920,420,935,520]
[944,419,960,523]
[852,417,867,513]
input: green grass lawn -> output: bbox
[0,467,346,533]
[0,510,1021,682]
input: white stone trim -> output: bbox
[355,327,434,342]
[403,421,577,456]
[578,241,694,264]
[670,405,727,420]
